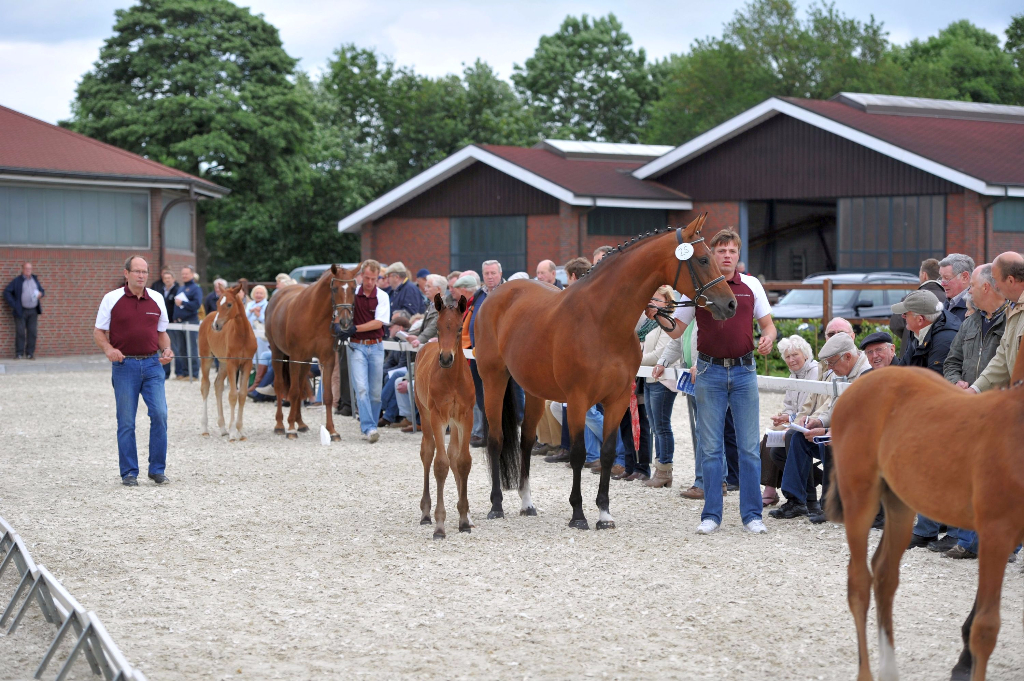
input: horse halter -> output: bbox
[651,228,727,333]
[330,277,357,321]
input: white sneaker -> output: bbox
[695,519,720,535]
[366,430,379,443]
[744,519,768,534]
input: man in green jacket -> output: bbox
[944,264,1008,389]
[969,253,1024,393]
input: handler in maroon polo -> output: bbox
[654,228,776,535]
[94,255,175,487]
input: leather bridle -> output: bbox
[651,228,727,333]
[330,277,357,348]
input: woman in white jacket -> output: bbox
[640,286,682,488]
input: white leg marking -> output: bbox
[878,625,898,681]
[599,509,615,523]
[519,478,533,510]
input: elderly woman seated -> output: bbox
[760,334,819,506]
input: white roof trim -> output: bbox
[338,145,690,233]
[633,97,1019,196]
[0,172,226,197]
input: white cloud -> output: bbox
[0,39,102,125]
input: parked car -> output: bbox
[288,263,366,284]
[770,271,920,320]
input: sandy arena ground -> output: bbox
[0,372,1021,680]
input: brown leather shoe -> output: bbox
[401,424,416,433]
[610,464,625,477]
[390,418,412,429]
[584,460,601,469]
[624,471,649,481]
[680,485,704,499]
[644,463,672,488]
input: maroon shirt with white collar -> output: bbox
[95,286,169,355]
[674,271,771,359]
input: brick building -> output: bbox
[0,105,228,358]
[339,93,1024,280]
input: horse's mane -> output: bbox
[577,227,674,285]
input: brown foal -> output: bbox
[828,342,1024,681]
[264,264,356,440]
[414,294,476,539]
[473,214,737,529]
[199,282,257,441]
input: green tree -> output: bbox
[512,13,656,142]
[645,0,900,145]
[1007,13,1024,71]
[894,20,1024,104]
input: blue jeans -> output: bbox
[914,515,958,539]
[170,328,199,377]
[645,381,677,465]
[349,342,384,434]
[381,368,407,422]
[111,355,168,479]
[694,359,762,524]
[957,529,979,553]
[583,405,625,466]
[780,432,829,504]
[688,399,740,489]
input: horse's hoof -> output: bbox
[487,509,504,520]
[420,516,432,525]
[459,525,471,534]
[286,433,298,440]
[520,507,538,517]
[433,531,446,540]
[297,425,309,433]
[238,436,247,442]
[201,432,210,438]
[330,433,341,442]
[950,663,972,681]
[568,518,590,530]
[228,437,236,443]
[274,428,285,435]
[596,520,616,530]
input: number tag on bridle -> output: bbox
[675,243,694,261]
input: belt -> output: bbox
[698,351,754,367]
[122,354,157,360]
[351,338,382,345]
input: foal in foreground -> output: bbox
[199,282,256,441]
[828,358,1024,681]
[414,294,475,539]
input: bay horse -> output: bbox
[199,281,256,441]
[414,293,476,539]
[827,346,1024,681]
[264,264,356,440]
[474,213,737,530]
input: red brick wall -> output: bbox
[0,188,199,358]
[367,216,450,275]
[528,202,584,269]
[672,201,741,240]
[946,190,986,264]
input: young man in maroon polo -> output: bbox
[349,259,391,443]
[658,229,776,534]
[94,256,175,487]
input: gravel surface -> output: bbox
[0,373,1021,681]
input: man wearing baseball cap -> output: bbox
[770,333,870,521]
[891,289,960,374]
[859,331,899,370]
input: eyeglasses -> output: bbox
[825,330,841,338]
[821,354,844,368]
[129,270,149,275]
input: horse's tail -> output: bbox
[824,464,843,523]
[489,377,521,491]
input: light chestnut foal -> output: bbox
[199,282,256,441]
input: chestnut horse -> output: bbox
[264,264,356,440]
[827,345,1024,681]
[199,282,256,441]
[474,214,737,530]
[414,294,476,539]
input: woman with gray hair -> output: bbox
[760,334,819,506]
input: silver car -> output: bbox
[770,272,920,320]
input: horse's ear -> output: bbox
[331,264,338,275]
[433,293,444,311]
[681,214,703,240]
[457,295,467,314]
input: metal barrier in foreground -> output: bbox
[0,516,146,681]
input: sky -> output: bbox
[1,0,1020,125]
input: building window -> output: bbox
[587,208,667,235]
[164,201,192,250]
[450,216,526,274]
[0,185,149,248]
[992,199,1024,232]
[837,195,945,271]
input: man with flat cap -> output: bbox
[860,331,899,370]
[771,333,870,521]
[891,289,960,373]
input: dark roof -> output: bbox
[479,145,689,200]
[0,104,228,196]
[783,98,1024,187]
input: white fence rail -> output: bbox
[0,516,146,681]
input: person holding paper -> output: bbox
[170,265,203,379]
[759,335,818,506]
[4,262,45,359]
[770,333,870,522]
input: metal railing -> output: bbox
[0,516,146,681]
